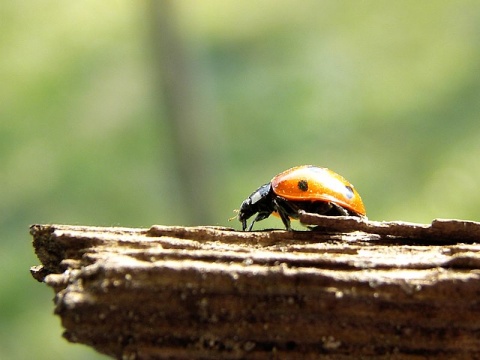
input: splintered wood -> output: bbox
[30,217,480,360]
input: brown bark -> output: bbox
[30,217,480,359]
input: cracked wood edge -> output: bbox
[30,220,480,359]
[299,212,480,242]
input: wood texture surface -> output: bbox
[30,217,480,359]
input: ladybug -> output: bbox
[238,165,366,231]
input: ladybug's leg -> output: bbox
[273,198,294,231]
[241,219,248,231]
[329,202,350,216]
[277,208,291,231]
[248,211,272,231]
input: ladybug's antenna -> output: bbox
[228,209,239,222]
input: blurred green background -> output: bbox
[2,1,480,359]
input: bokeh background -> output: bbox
[2,1,480,359]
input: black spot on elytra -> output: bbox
[345,185,354,199]
[297,179,308,191]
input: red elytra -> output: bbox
[271,165,366,216]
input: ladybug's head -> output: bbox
[238,183,273,231]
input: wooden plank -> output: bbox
[30,220,480,359]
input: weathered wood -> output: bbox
[30,219,480,359]
[300,212,480,243]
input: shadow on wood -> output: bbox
[30,216,480,359]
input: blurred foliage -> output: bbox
[2,1,480,358]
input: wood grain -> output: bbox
[30,219,480,359]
